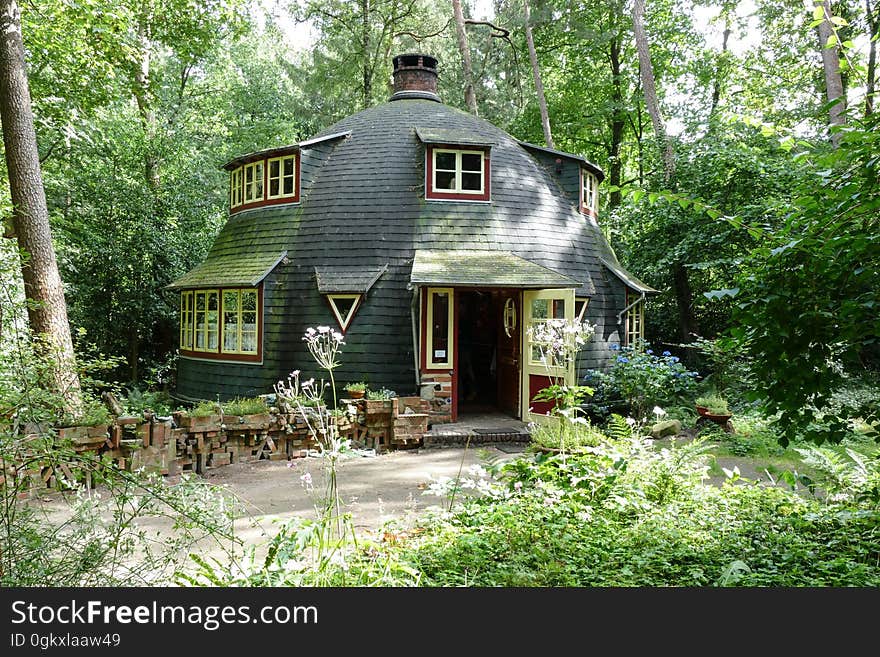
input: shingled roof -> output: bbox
[411,250,582,289]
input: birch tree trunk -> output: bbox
[818,0,846,146]
[452,0,478,115]
[631,0,673,180]
[0,0,82,414]
[524,0,554,148]
[865,0,877,116]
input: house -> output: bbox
[168,54,655,423]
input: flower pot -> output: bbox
[346,390,365,399]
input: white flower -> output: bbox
[513,481,523,491]
[653,406,667,418]
[317,325,330,334]
[467,464,488,478]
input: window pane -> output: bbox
[531,298,548,319]
[242,290,257,311]
[461,172,482,190]
[282,177,294,195]
[223,311,238,351]
[435,152,456,170]
[435,170,455,190]
[254,163,263,199]
[269,160,280,178]
[269,179,280,197]
[552,299,565,319]
[241,331,257,353]
[461,153,482,171]
[431,292,449,359]
[283,157,294,177]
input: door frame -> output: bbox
[521,288,576,422]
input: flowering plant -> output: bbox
[587,340,699,421]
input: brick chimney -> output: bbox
[390,54,440,102]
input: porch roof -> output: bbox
[166,251,287,289]
[411,250,580,289]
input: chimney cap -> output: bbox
[390,53,440,102]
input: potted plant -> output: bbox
[695,395,732,424]
[343,381,367,399]
[364,388,397,416]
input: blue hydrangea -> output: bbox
[646,349,654,355]
[616,356,629,363]
[610,343,620,351]
[662,350,671,357]
[672,356,680,363]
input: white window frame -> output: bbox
[230,167,243,208]
[326,294,361,332]
[581,168,598,215]
[625,294,645,346]
[180,290,194,350]
[243,161,264,204]
[426,287,454,369]
[432,148,485,195]
[221,288,260,355]
[267,155,297,200]
[193,289,220,353]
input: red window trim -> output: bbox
[180,284,263,363]
[425,145,491,202]
[231,151,301,215]
[579,167,598,218]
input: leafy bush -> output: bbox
[124,387,174,416]
[586,341,699,420]
[401,433,880,586]
[222,397,268,416]
[530,418,605,452]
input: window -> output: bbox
[267,155,297,200]
[427,147,490,201]
[326,294,361,332]
[230,167,243,208]
[222,289,259,354]
[193,290,220,352]
[180,291,194,350]
[575,297,589,322]
[180,286,261,361]
[581,168,599,216]
[529,297,566,365]
[426,287,454,368]
[625,291,645,346]
[243,161,264,203]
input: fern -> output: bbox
[605,414,633,441]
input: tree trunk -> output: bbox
[134,13,160,190]
[672,261,699,342]
[866,0,877,116]
[608,35,624,209]
[710,21,731,116]
[451,0,478,115]
[631,0,674,180]
[818,0,846,146]
[0,0,82,414]
[523,0,554,148]
[361,0,371,110]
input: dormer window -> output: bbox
[581,168,599,217]
[226,149,301,214]
[424,146,491,202]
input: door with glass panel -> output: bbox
[521,288,575,421]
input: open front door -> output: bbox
[521,288,575,421]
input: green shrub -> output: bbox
[124,387,173,416]
[530,419,604,452]
[343,381,366,393]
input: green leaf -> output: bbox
[812,5,825,21]
[825,34,837,48]
[829,16,848,27]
